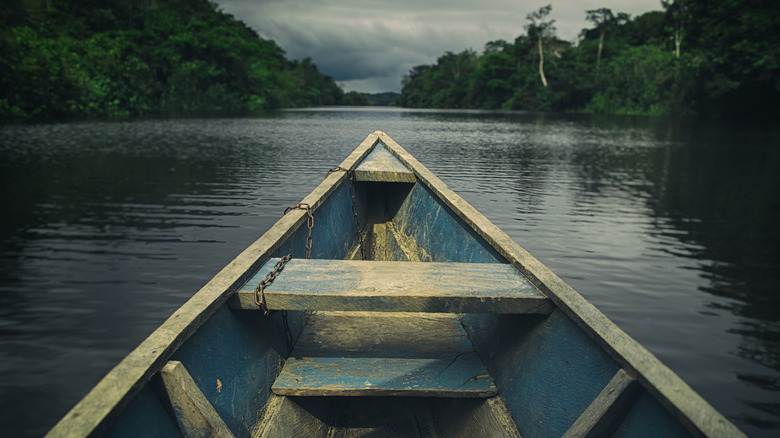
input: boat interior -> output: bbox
[100,143,694,438]
[253,162,530,437]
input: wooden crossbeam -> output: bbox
[160,361,234,438]
[562,369,640,438]
[234,259,552,314]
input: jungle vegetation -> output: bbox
[1,0,354,119]
[398,1,779,117]
[3,0,776,119]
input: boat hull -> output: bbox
[46,132,743,438]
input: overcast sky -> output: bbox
[213,0,663,93]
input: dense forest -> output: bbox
[398,0,780,117]
[0,0,363,119]
[3,1,777,119]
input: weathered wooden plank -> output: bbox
[563,369,640,438]
[464,310,620,437]
[370,221,431,261]
[354,144,416,182]
[167,305,297,437]
[45,133,382,438]
[254,395,330,438]
[293,311,474,358]
[160,361,235,438]
[272,311,496,398]
[393,182,505,263]
[257,396,520,438]
[236,259,552,313]
[376,132,746,437]
[272,355,496,397]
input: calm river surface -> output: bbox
[1,108,778,436]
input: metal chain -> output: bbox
[328,167,364,260]
[284,203,313,259]
[276,202,315,355]
[253,254,293,315]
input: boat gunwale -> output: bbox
[44,133,382,438]
[375,132,744,438]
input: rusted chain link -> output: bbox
[284,203,313,259]
[279,203,315,354]
[328,167,364,260]
[254,254,293,315]
[253,202,315,354]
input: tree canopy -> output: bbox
[398,1,780,117]
[1,0,353,119]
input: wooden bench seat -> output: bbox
[234,259,552,314]
[272,312,497,397]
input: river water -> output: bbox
[1,108,778,436]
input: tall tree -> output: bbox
[584,9,630,69]
[585,8,613,69]
[525,4,555,87]
[661,0,688,58]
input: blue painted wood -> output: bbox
[272,355,497,397]
[611,391,694,438]
[392,183,505,263]
[462,310,620,438]
[354,145,416,182]
[562,369,640,437]
[169,306,303,438]
[272,312,497,398]
[273,181,358,260]
[239,258,551,313]
[104,385,180,438]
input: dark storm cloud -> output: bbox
[214,0,662,92]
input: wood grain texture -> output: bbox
[293,312,475,358]
[272,355,496,397]
[463,310,620,438]
[236,258,552,314]
[161,361,235,438]
[254,396,329,438]
[257,396,523,438]
[376,132,746,437]
[370,221,431,262]
[563,369,640,438]
[45,132,382,438]
[168,306,296,438]
[393,182,505,264]
[45,131,744,438]
[272,311,496,398]
[354,144,416,183]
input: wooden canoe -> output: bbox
[46,132,745,437]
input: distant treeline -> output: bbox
[398,1,779,117]
[1,0,360,119]
[339,91,399,106]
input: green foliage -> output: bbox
[399,1,779,117]
[585,45,676,116]
[1,0,349,119]
[666,0,780,116]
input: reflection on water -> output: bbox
[1,110,778,436]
